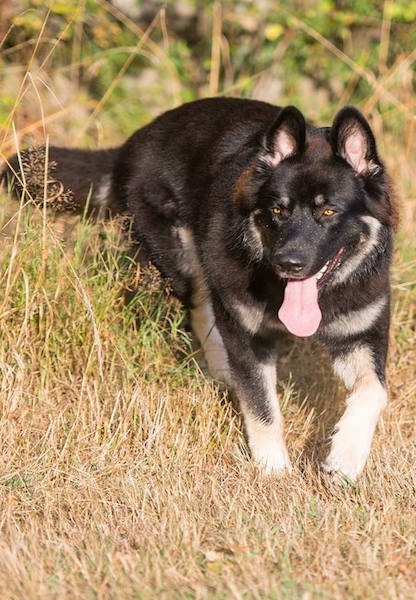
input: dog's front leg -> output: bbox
[237,358,292,475]
[214,317,291,475]
[323,343,387,482]
[191,290,291,475]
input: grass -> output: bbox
[1,2,416,598]
[0,210,414,598]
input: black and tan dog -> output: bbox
[3,97,398,480]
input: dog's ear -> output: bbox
[262,106,306,166]
[331,106,381,174]
[332,106,399,229]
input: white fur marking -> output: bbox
[176,227,232,385]
[175,226,200,277]
[232,300,265,334]
[323,346,387,481]
[190,301,231,385]
[242,363,292,475]
[247,213,264,261]
[94,174,112,209]
[334,216,381,285]
[332,345,375,389]
[324,295,387,338]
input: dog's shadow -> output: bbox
[273,332,345,471]
[184,327,344,473]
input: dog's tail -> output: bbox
[1,145,124,217]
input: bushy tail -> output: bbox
[1,145,124,217]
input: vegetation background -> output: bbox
[0,1,415,598]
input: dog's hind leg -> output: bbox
[322,344,387,482]
[190,299,232,385]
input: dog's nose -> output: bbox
[275,253,307,274]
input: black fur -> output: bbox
[2,97,397,478]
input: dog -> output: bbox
[2,97,398,480]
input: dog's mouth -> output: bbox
[278,246,345,338]
[315,246,345,288]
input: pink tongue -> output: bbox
[278,276,322,337]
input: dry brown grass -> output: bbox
[1,3,416,599]
[0,208,414,599]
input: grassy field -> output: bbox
[1,3,416,599]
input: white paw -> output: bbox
[322,373,386,483]
[322,452,366,483]
[322,419,372,482]
[250,439,293,476]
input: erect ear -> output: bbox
[262,106,306,167]
[331,106,381,174]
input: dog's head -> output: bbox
[233,105,397,336]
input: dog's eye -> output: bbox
[323,208,336,217]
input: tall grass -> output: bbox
[0,2,415,598]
